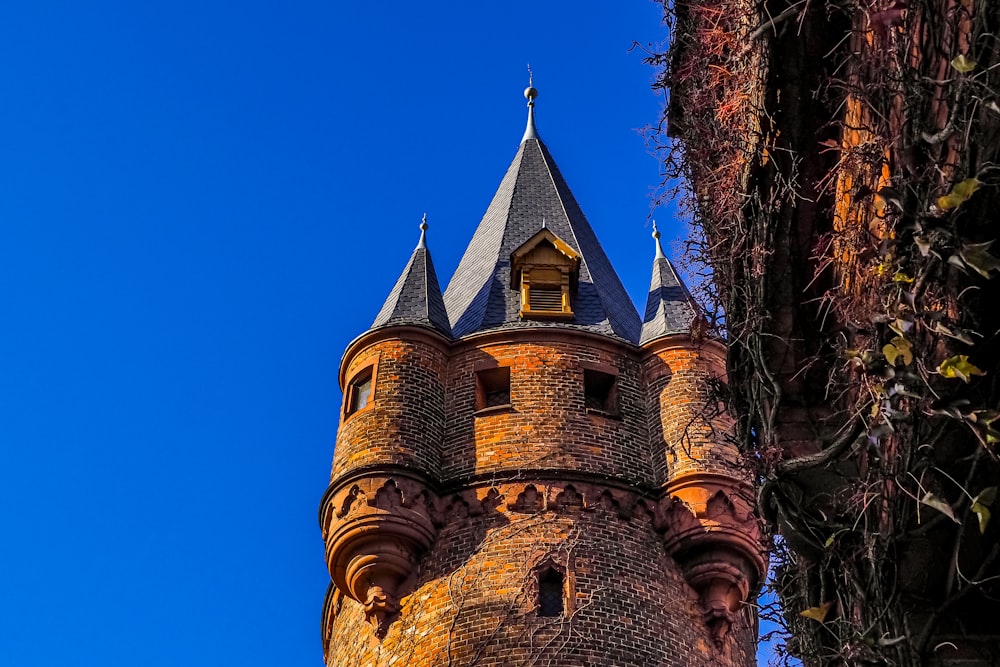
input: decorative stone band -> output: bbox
[319,470,764,642]
[661,472,766,646]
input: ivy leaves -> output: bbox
[971,488,996,534]
[938,355,985,382]
[950,54,978,73]
[937,177,981,211]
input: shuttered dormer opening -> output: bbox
[510,228,580,322]
[530,286,563,312]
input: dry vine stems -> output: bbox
[647,0,1000,663]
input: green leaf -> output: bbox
[951,54,977,73]
[921,492,960,523]
[972,502,991,534]
[799,601,834,623]
[959,241,1000,278]
[954,179,982,198]
[883,337,913,365]
[937,178,982,210]
[977,487,997,506]
[938,355,986,382]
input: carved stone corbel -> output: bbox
[322,475,438,637]
[661,473,765,646]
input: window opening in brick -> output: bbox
[584,369,617,414]
[346,367,373,416]
[476,367,511,411]
[538,568,565,617]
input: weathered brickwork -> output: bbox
[333,330,449,481]
[442,332,654,487]
[322,325,763,667]
[323,482,757,666]
[642,337,744,485]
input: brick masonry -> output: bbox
[322,326,763,666]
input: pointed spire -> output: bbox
[522,67,539,143]
[443,88,642,343]
[371,215,452,337]
[640,223,701,345]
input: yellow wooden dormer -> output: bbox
[510,228,580,320]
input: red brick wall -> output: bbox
[642,338,744,485]
[441,335,654,487]
[325,329,758,667]
[333,333,448,481]
[323,482,757,666]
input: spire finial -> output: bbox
[417,213,428,249]
[522,66,539,142]
[652,220,666,260]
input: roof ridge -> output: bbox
[535,139,581,257]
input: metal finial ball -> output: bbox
[524,86,538,101]
[652,221,661,239]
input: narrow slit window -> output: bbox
[584,369,617,414]
[346,368,373,416]
[538,568,565,617]
[476,367,511,411]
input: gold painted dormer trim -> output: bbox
[511,229,580,320]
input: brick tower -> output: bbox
[319,86,765,666]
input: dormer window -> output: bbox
[510,228,580,321]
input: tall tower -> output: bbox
[319,87,765,666]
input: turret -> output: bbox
[641,223,765,644]
[321,219,449,635]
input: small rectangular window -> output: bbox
[475,367,511,412]
[346,368,373,416]
[584,369,617,415]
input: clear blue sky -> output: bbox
[0,2,780,666]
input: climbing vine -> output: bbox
[646,0,1000,664]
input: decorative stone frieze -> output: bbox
[661,472,766,645]
[322,475,438,636]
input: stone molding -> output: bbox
[322,474,437,636]
[321,470,764,644]
[661,472,766,646]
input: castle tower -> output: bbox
[319,87,765,666]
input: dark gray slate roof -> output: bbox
[371,239,452,337]
[639,254,700,345]
[443,132,642,343]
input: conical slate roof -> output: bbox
[443,99,642,343]
[639,228,700,345]
[371,221,452,337]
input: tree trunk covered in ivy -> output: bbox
[648,0,1000,663]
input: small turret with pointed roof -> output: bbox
[443,82,641,342]
[640,221,702,345]
[370,214,452,336]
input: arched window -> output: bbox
[537,567,565,617]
